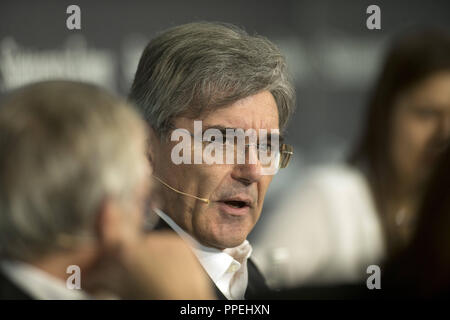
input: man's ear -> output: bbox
[96,198,124,249]
[146,125,160,167]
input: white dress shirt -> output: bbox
[155,208,252,300]
[0,260,91,300]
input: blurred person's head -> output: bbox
[351,29,450,251]
[129,22,295,249]
[0,80,150,277]
[384,146,450,298]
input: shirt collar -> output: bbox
[154,208,252,283]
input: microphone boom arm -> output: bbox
[153,175,210,204]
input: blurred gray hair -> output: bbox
[0,80,148,261]
[129,22,295,137]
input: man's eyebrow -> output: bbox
[203,125,284,142]
[202,125,230,133]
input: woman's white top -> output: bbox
[252,164,386,288]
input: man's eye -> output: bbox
[206,135,225,144]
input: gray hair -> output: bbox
[129,22,295,137]
[0,80,148,261]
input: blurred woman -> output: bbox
[350,29,450,257]
[253,29,450,288]
[259,146,450,299]
[384,146,450,298]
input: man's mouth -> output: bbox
[221,200,249,208]
[216,197,252,215]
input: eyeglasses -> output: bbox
[279,143,293,169]
[176,129,293,170]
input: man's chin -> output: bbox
[201,234,248,250]
[195,214,253,247]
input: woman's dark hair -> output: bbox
[384,146,450,298]
[349,28,450,252]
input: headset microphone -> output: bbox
[153,175,210,204]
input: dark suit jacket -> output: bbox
[0,270,31,300]
[153,218,270,300]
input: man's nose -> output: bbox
[231,162,263,185]
[231,147,263,185]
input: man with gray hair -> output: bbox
[0,80,213,300]
[129,22,295,299]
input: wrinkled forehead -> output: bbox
[176,91,280,131]
[202,115,280,132]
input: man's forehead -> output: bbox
[201,91,280,130]
[174,113,280,132]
